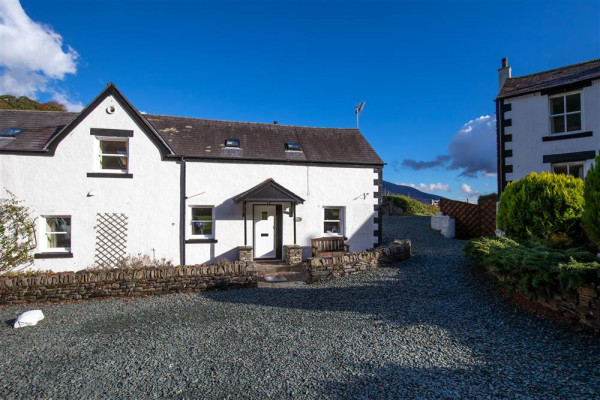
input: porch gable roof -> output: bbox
[233,178,305,204]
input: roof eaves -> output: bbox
[44,83,175,157]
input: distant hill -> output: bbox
[382,181,448,204]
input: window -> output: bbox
[285,142,302,151]
[224,138,240,148]
[43,216,71,251]
[191,207,214,237]
[0,128,22,137]
[552,162,584,179]
[99,139,128,171]
[324,207,344,235]
[550,93,582,134]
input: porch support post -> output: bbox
[243,201,247,246]
[293,201,297,244]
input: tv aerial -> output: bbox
[355,101,365,128]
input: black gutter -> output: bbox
[496,98,504,195]
[179,157,186,266]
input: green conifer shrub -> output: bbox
[583,155,600,246]
[497,172,584,245]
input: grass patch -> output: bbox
[383,195,438,216]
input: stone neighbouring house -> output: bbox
[496,58,600,194]
[0,84,384,272]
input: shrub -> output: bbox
[465,236,600,298]
[0,191,37,272]
[382,195,438,216]
[497,172,584,245]
[90,253,173,270]
[583,156,600,246]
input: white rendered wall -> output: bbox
[505,80,600,183]
[0,95,180,272]
[184,162,379,264]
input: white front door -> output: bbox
[254,205,276,258]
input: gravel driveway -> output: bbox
[1,216,599,399]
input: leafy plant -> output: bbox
[497,172,584,246]
[465,236,600,298]
[0,190,37,272]
[383,195,438,216]
[90,253,173,270]
[583,155,600,246]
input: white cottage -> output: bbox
[0,84,384,272]
[496,58,600,194]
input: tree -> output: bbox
[583,156,600,245]
[0,94,66,111]
[0,191,37,272]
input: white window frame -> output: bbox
[549,91,583,135]
[189,206,215,239]
[40,215,72,253]
[96,137,129,173]
[552,161,585,179]
[323,206,344,236]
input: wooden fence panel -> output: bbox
[440,198,497,239]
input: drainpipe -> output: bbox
[180,157,186,266]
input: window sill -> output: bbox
[185,239,218,244]
[542,131,592,141]
[34,252,73,259]
[87,172,133,178]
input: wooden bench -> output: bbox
[311,237,349,257]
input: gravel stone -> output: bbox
[1,216,599,399]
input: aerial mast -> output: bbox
[355,101,365,129]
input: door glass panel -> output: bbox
[262,212,268,220]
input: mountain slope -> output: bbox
[382,181,447,204]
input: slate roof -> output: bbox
[0,110,383,165]
[0,110,77,151]
[497,58,600,100]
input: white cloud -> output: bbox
[0,0,80,110]
[448,115,497,177]
[461,183,480,197]
[50,91,83,113]
[398,114,497,178]
[401,182,451,192]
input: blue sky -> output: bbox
[2,0,599,200]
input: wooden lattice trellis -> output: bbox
[94,213,128,267]
[440,198,496,239]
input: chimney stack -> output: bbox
[498,57,511,89]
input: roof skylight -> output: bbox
[224,138,240,148]
[0,128,23,137]
[285,142,301,151]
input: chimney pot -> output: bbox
[502,57,508,68]
[273,121,278,125]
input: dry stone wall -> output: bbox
[307,240,411,283]
[0,262,257,305]
[525,284,600,331]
